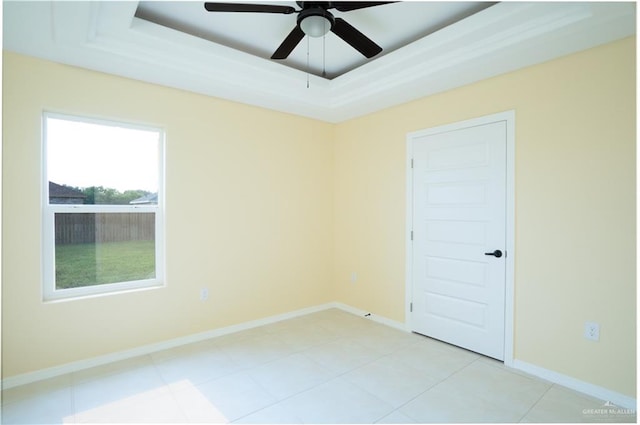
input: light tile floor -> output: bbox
[2,308,636,424]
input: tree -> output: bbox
[81,186,151,205]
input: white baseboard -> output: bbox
[1,302,336,390]
[331,302,408,332]
[512,359,636,410]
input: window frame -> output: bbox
[42,112,166,302]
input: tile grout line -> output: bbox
[230,318,415,423]
[232,336,386,423]
[147,355,193,423]
[206,320,376,423]
[516,383,554,423]
[384,352,482,423]
[326,334,481,423]
[310,327,486,423]
[153,331,294,423]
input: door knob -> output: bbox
[484,250,503,258]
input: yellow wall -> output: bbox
[2,52,335,376]
[2,36,635,398]
[333,37,636,397]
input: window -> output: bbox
[43,113,164,301]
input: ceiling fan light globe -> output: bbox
[300,15,331,37]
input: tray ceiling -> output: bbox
[3,1,636,123]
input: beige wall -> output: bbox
[333,37,636,397]
[2,52,335,376]
[2,36,635,398]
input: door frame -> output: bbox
[405,110,515,366]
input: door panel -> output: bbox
[411,121,506,360]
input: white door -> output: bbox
[410,121,506,360]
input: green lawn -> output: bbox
[55,240,156,289]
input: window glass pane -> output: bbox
[44,114,163,299]
[54,213,156,289]
[46,117,159,205]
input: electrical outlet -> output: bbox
[584,322,600,341]
[350,272,358,283]
[200,288,209,301]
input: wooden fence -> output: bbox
[55,213,155,245]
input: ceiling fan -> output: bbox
[203,2,394,60]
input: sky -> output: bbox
[46,117,160,193]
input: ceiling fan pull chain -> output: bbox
[306,35,310,88]
[322,32,327,79]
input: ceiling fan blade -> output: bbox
[331,17,382,58]
[204,2,296,14]
[271,26,305,59]
[332,2,395,12]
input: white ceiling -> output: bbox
[3,1,636,123]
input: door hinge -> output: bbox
[411,231,413,241]
[411,158,414,168]
[410,302,413,312]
